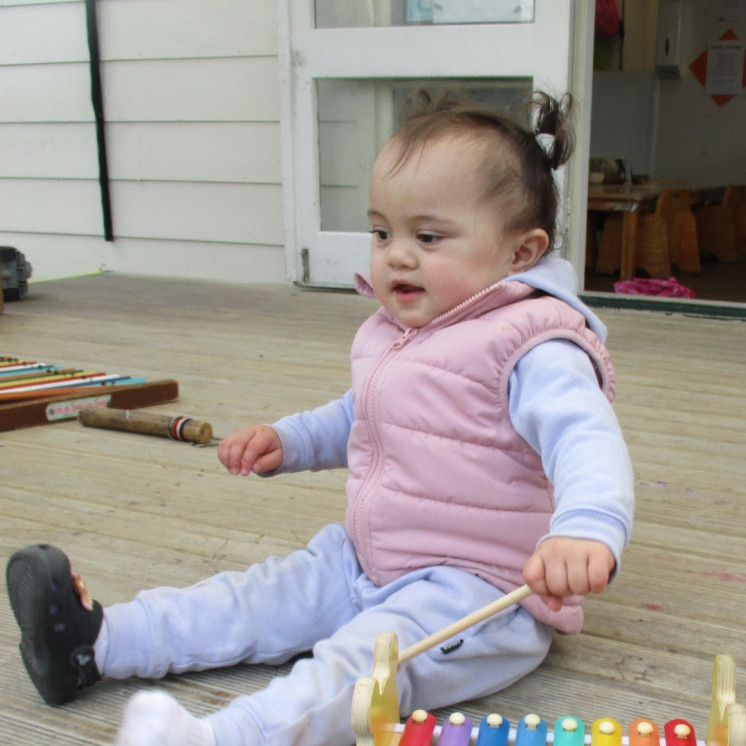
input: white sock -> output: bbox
[115,690,216,746]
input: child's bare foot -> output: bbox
[115,690,216,746]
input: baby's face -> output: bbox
[367,135,526,328]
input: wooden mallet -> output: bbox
[78,407,213,444]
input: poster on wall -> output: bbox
[705,39,746,95]
[690,29,746,105]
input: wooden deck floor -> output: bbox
[1,273,745,744]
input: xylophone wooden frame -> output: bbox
[0,355,179,432]
[0,378,179,432]
[351,631,746,746]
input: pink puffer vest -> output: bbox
[345,280,615,633]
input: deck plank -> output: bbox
[1,274,745,743]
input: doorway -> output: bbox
[583,0,746,308]
[279,0,593,289]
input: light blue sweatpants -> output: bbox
[102,524,553,746]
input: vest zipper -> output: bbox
[352,326,419,581]
[352,284,511,573]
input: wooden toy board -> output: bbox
[0,355,178,432]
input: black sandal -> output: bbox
[6,544,103,704]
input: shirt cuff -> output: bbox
[541,508,630,580]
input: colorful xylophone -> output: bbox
[390,710,699,746]
[351,632,746,746]
[0,355,179,432]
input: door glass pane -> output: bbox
[315,0,534,28]
[317,78,531,232]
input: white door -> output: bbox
[279,0,594,288]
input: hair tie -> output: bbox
[534,131,555,158]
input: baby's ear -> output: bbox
[511,229,550,272]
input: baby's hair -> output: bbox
[390,89,575,249]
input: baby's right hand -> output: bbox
[217,424,283,476]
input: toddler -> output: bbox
[6,90,634,746]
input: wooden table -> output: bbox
[586,181,715,279]
[587,183,662,280]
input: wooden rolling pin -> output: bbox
[78,407,213,444]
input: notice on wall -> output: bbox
[705,39,746,96]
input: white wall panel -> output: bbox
[0,0,288,284]
[0,121,282,184]
[0,179,104,234]
[111,182,283,245]
[0,123,98,178]
[0,232,105,282]
[0,0,278,64]
[101,58,280,123]
[100,239,287,284]
[1,233,288,284]
[0,63,92,122]
[0,180,283,248]
[0,2,87,64]
[107,122,281,184]
[98,0,278,59]
[0,1,77,7]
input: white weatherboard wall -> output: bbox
[0,0,287,284]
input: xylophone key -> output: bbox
[554,717,585,746]
[592,718,623,746]
[630,719,661,746]
[516,714,548,746]
[475,713,510,746]
[400,709,437,746]
[664,720,696,746]
[437,713,473,746]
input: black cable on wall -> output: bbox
[85,0,114,241]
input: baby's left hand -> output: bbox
[522,537,615,612]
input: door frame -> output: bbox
[278,1,595,289]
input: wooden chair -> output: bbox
[634,206,672,278]
[594,212,624,275]
[726,185,746,256]
[693,186,743,263]
[654,189,700,274]
[595,189,698,278]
